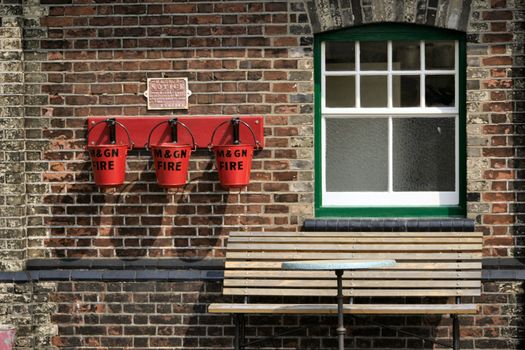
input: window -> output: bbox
[314,24,466,217]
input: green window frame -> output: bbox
[314,23,467,217]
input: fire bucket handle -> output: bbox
[145,118,197,151]
[208,118,261,151]
[86,118,134,150]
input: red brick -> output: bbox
[163,4,196,13]
[482,10,512,20]
[483,125,512,134]
[64,6,96,16]
[483,79,512,89]
[490,91,506,100]
[482,34,513,43]
[490,68,507,78]
[482,192,514,202]
[491,203,508,213]
[482,56,512,66]
[273,83,297,92]
[484,233,514,242]
[491,0,506,8]
[42,16,75,27]
[273,37,299,46]
[214,3,246,12]
[482,148,514,157]
[490,45,507,54]
[482,102,512,112]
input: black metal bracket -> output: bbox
[169,118,178,144]
[107,118,116,144]
[232,118,241,145]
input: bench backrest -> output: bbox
[223,231,483,298]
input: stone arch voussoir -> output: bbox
[304,0,472,33]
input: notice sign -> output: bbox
[145,78,191,110]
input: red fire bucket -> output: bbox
[86,119,133,187]
[146,119,196,188]
[209,118,261,189]
[213,144,254,188]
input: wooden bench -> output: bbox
[209,231,483,349]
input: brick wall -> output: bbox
[44,281,523,349]
[0,3,25,271]
[466,0,524,257]
[0,0,524,349]
[24,0,313,260]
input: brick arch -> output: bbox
[303,0,472,33]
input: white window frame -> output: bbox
[321,40,460,207]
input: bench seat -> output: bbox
[210,231,482,349]
[209,303,479,315]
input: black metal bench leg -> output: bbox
[234,314,245,350]
[452,314,460,350]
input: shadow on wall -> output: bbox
[49,279,232,349]
[44,148,229,260]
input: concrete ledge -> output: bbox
[4,258,523,282]
[0,269,224,282]
[26,258,224,270]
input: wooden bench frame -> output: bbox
[209,231,482,349]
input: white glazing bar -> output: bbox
[320,41,326,194]
[323,113,457,118]
[323,107,458,115]
[355,41,361,108]
[455,41,459,191]
[322,116,327,195]
[387,41,392,108]
[388,116,393,193]
[390,71,423,76]
[420,40,425,108]
[455,116,459,192]
[324,71,358,76]
[419,70,457,75]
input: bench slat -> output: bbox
[227,243,481,251]
[226,252,482,260]
[223,288,481,297]
[228,237,482,244]
[229,232,483,238]
[224,270,481,279]
[208,303,479,315]
[225,261,482,270]
[224,279,481,288]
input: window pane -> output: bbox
[425,75,455,107]
[393,118,455,191]
[392,41,420,70]
[361,76,387,107]
[326,118,388,192]
[393,76,420,107]
[360,41,387,70]
[326,76,355,107]
[326,41,355,71]
[425,41,455,69]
